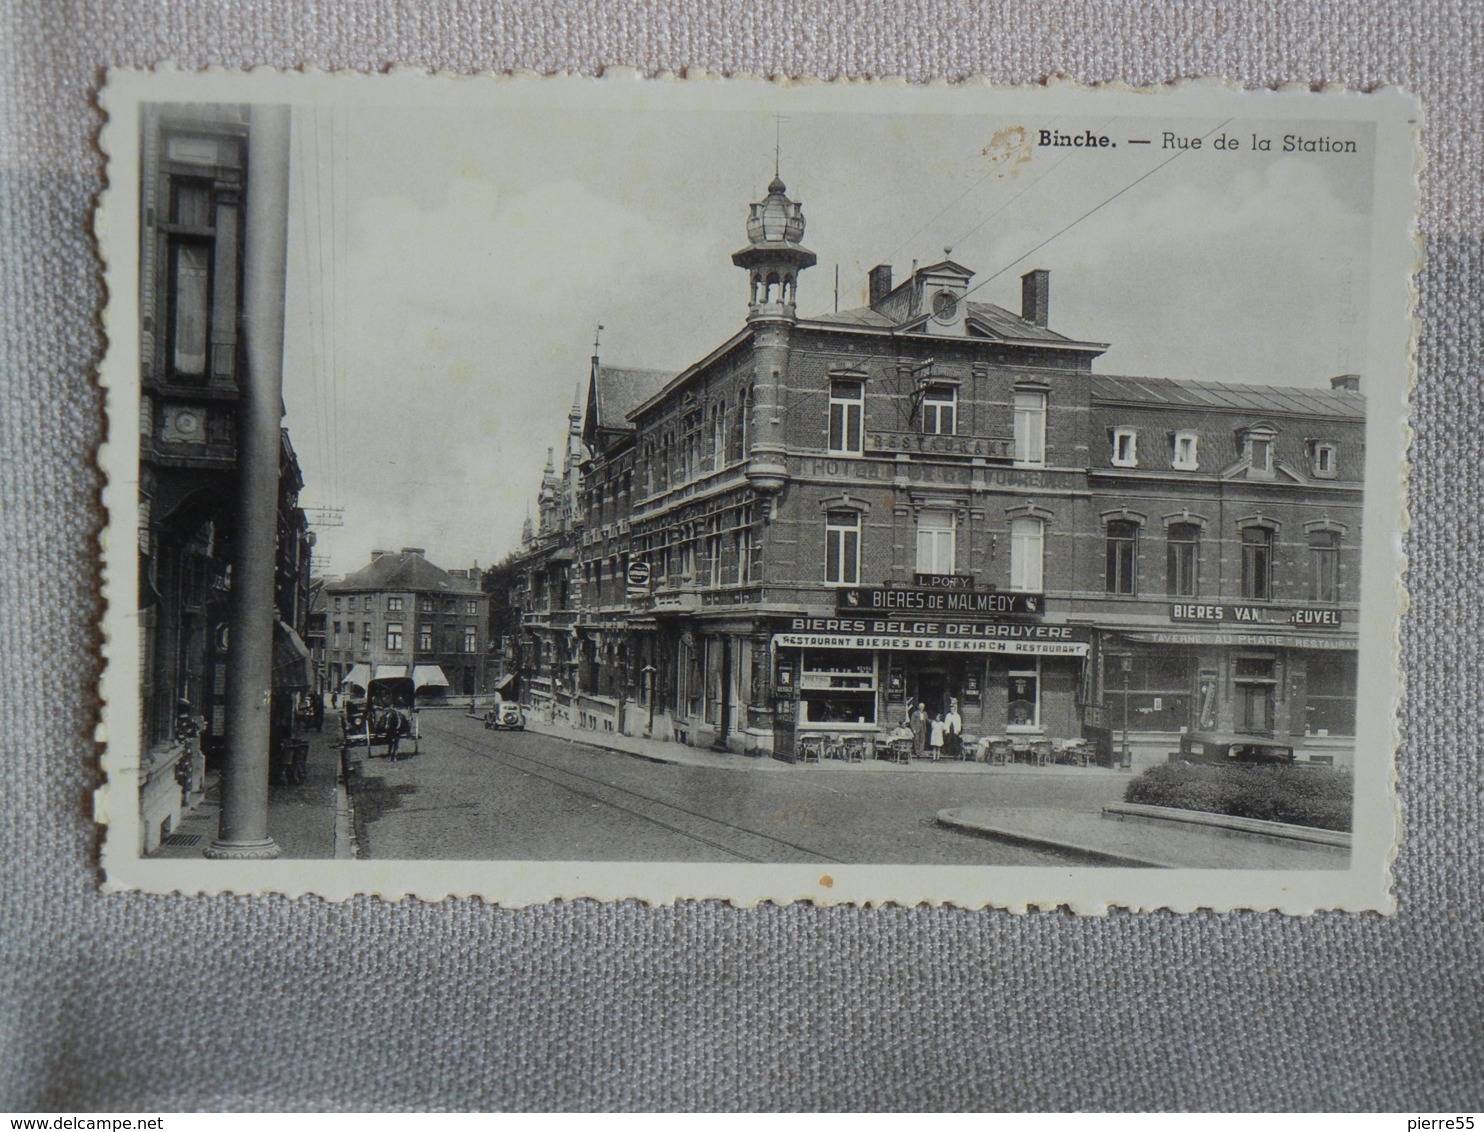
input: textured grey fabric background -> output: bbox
[1,0,1480,1112]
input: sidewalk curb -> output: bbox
[524,722,729,767]
[1101,801,1352,851]
[936,808,1168,868]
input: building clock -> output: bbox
[161,405,207,444]
[931,290,960,323]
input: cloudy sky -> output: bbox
[278,90,1375,578]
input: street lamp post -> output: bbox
[642,663,657,736]
[1120,654,1133,771]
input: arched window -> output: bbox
[1106,520,1139,595]
[1241,527,1275,600]
[1166,522,1201,597]
[1309,530,1340,602]
[710,401,726,472]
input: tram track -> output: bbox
[423,719,845,864]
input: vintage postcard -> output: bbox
[95,69,1418,910]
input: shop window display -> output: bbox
[798,649,876,726]
[1106,651,1195,731]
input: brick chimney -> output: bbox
[1330,374,1361,391]
[370,549,392,560]
[868,264,893,308]
[1021,269,1050,327]
[400,547,426,556]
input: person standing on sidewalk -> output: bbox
[944,698,963,761]
[910,702,928,759]
[929,713,946,762]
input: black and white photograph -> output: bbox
[98,71,1415,909]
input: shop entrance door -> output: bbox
[914,669,948,715]
[1237,683,1275,735]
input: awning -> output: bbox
[342,663,410,692]
[272,621,313,690]
[412,664,451,691]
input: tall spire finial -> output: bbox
[774,114,781,178]
[592,323,603,358]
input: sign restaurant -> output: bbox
[837,586,1044,617]
[777,617,1090,657]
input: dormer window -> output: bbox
[1238,423,1278,477]
[1111,427,1138,468]
[1172,430,1199,471]
[1309,440,1338,479]
[920,384,957,435]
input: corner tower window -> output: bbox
[828,380,864,455]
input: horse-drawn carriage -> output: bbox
[339,666,421,770]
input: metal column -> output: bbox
[206,104,292,859]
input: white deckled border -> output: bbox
[94,67,1419,911]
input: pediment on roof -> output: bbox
[916,259,975,278]
[1218,458,1308,484]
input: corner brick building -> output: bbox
[513,173,1362,765]
[325,548,489,699]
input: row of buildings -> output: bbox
[510,172,1364,765]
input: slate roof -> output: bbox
[1092,374,1365,419]
[328,550,482,595]
[804,300,1076,344]
[592,364,673,433]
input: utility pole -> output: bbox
[206,105,291,859]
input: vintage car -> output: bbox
[483,701,525,731]
[1169,731,1296,766]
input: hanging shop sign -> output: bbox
[838,585,1043,617]
[1169,603,1342,627]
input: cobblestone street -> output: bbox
[345,709,1132,864]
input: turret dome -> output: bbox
[746,175,808,246]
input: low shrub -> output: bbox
[1124,762,1353,832]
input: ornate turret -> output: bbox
[733,171,816,497]
[537,446,559,534]
[731,174,817,320]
